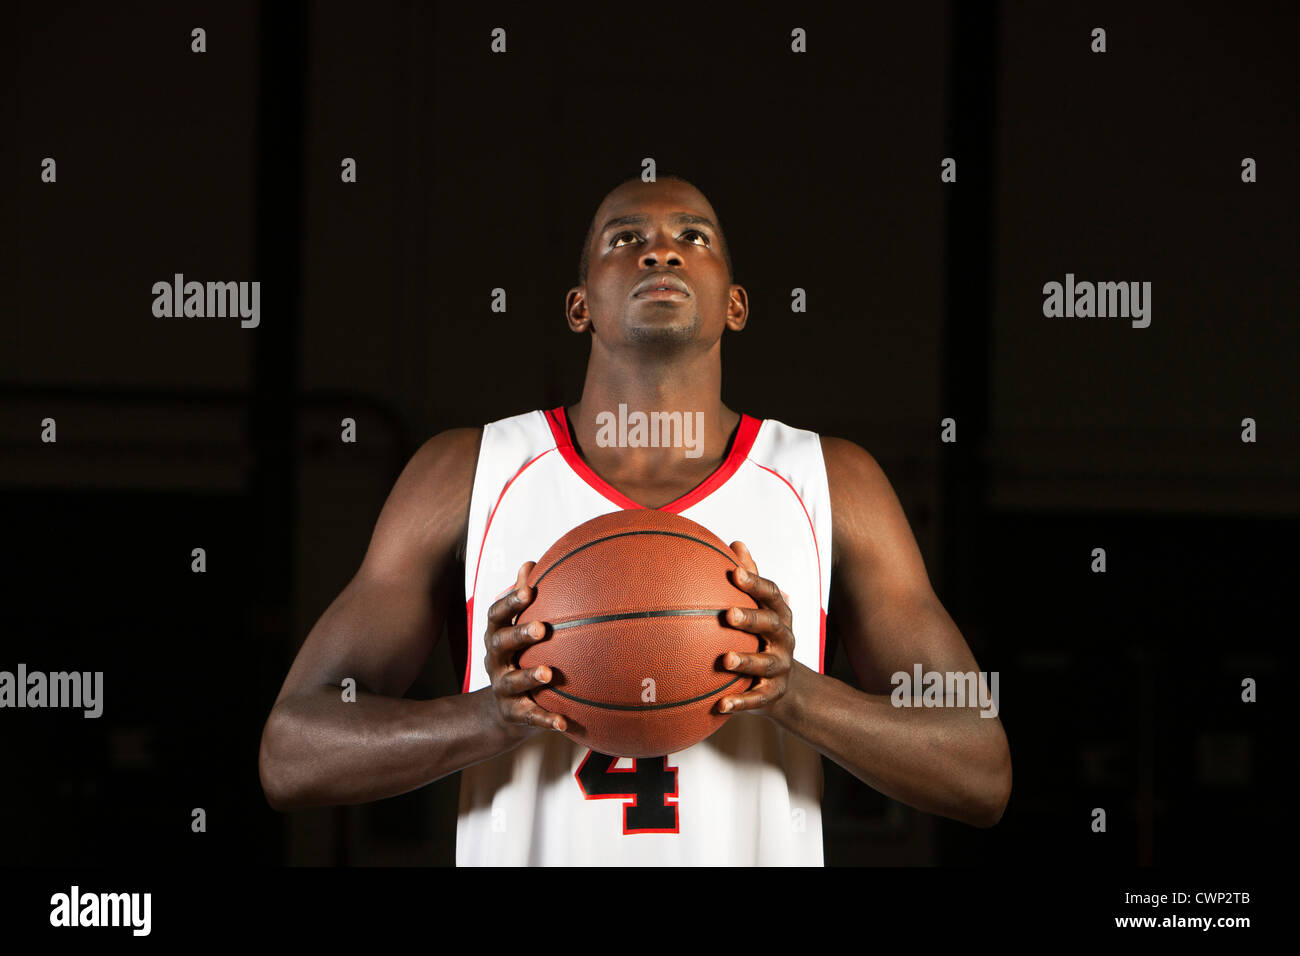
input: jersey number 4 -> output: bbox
[575,751,679,834]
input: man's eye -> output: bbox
[611,230,709,247]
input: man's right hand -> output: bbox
[484,561,568,738]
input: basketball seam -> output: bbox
[533,528,740,586]
[540,674,746,712]
[549,608,726,630]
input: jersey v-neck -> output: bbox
[543,405,761,513]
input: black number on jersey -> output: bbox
[575,751,679,834]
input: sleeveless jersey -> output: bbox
[457,406,832,865]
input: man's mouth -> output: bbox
[632,274,690,297]
[636,288,689,299]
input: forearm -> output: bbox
[259,686,518,810]
[771,662,1012,827]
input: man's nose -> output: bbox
[640,234,683,267]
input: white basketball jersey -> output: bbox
[457,406,832,865]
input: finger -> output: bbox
[729,540,760,576]
[721,650,786,679]
[723,605,785,637]
[486,578,536,628]
[488,619,549,661]
[517,560,536,587]
[732,569,774,602]
[729,570,792,622]
[718,680,781,714]
[510,697,567,732]
[497,663,556,696]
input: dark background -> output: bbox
[2,1,1292,866]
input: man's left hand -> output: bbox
[718,540,800,721]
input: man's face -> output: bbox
[570,180,744,349]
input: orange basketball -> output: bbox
[516,509,759,758]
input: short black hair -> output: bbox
[577,175,734,286]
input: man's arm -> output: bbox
[719,436,1012,828]
[257,427,556,811]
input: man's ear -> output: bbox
[566,288,592,333]
[725,285,749,332]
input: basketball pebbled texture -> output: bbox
[516,509,760,758]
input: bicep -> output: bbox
[824,437,978,693]
[272,428,480,703]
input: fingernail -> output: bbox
[730,607,744,624]
[720,700,733,713]
[725,653,739,668]
[533,667,548,682]
[516,588,528,602]
[736,568,750,583]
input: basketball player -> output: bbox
[258,175,1012,865]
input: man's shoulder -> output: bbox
[743,414,824,466]
[818,434,893,506]
[818,434,884,481]
[817,435,895,567]
[747,418,884,486]
[376,428,484,565]
[403,407,553,504]
[410,426,485,479]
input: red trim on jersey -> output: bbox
[753,461,827,675]
[463,596,473,692]
[819,607,827,675]
[463,446,556,693]
[544,406,761,514]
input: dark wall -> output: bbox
[3,1,1292,867]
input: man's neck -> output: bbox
[565,352,739,481]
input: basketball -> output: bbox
[516,509,760,758]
